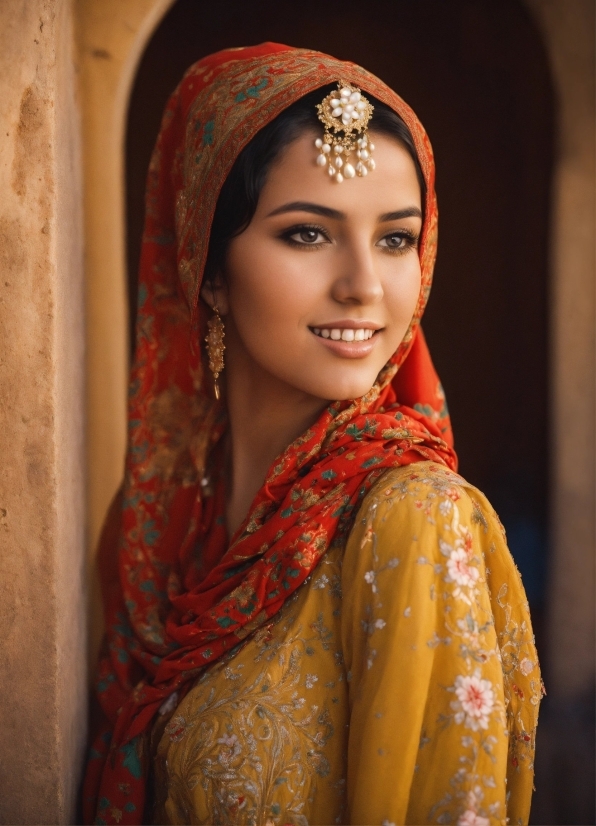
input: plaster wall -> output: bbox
[0,0,86,823]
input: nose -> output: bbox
[330,244,384,306]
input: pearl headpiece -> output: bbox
[315,81,375,183]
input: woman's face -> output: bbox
[213,130,423,403]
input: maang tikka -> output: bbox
[205,302,225,400]
[315,81,375,183]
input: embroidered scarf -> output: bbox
[84,42,457,825]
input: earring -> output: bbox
[205,305,225,400]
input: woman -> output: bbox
[84,43,541,825]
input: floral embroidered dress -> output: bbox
[83,43,541,826]
[150,464,540,826]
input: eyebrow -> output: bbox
[266,201,344,220]
[265,201,422,222]
[378,207,422,221]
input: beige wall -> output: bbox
[0,0,86,823]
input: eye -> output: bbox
[384,233,407,249]
[295,228,323,244]
[378,230,418,252]
[281,224,330,247]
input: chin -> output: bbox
[306,371,379,403]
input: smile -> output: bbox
[311,327,376,341]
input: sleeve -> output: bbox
[341,464,541,826]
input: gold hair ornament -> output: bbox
[315,81,375,182]
[205,305,225,400]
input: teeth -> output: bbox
[312,327,375,341]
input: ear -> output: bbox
[200,273,230,315]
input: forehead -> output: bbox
[255,131,423,218]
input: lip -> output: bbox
[311,319,383,331]
[308,320,383,359]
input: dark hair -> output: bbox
[204,84,426,284]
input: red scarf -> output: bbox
[83,43,456,825]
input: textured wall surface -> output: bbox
[0,1,86,822]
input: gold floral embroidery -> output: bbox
[153,462,539,826]
[153,559,347,825]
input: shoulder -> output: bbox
[341,463,536,679]
[340,462,508,698]
[346,461,505,565]
[341,460,521,629]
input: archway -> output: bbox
[126,3,557,819]
[127,0,554,616]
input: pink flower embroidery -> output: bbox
[447,549,480,588]
[451,670,495,730]
[457,789,490,825]
[458,810,489,826]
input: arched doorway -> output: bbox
[126,0,553,615]
[124,1,560,821]
[118,2,596,822]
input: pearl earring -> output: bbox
[315,81,375,183]
[205,304,225,400]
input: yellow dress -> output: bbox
[151,462,541,825]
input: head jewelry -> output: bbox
[315,81,375,182]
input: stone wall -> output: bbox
[0,1,86,823]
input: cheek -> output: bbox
[227,243,274,314]
[385,256,422,329]
[226,239,320,333]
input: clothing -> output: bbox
[83,43,540,826]
[151,464,540,825]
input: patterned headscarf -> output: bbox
[84,42,457,824]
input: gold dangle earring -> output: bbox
[205,298,225,400]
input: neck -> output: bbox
[223,327,327,537]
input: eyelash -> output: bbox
[279,223,330,250]
[279,223,420,254]
[378,228,420,254]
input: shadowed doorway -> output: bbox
[126,0,554,818]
